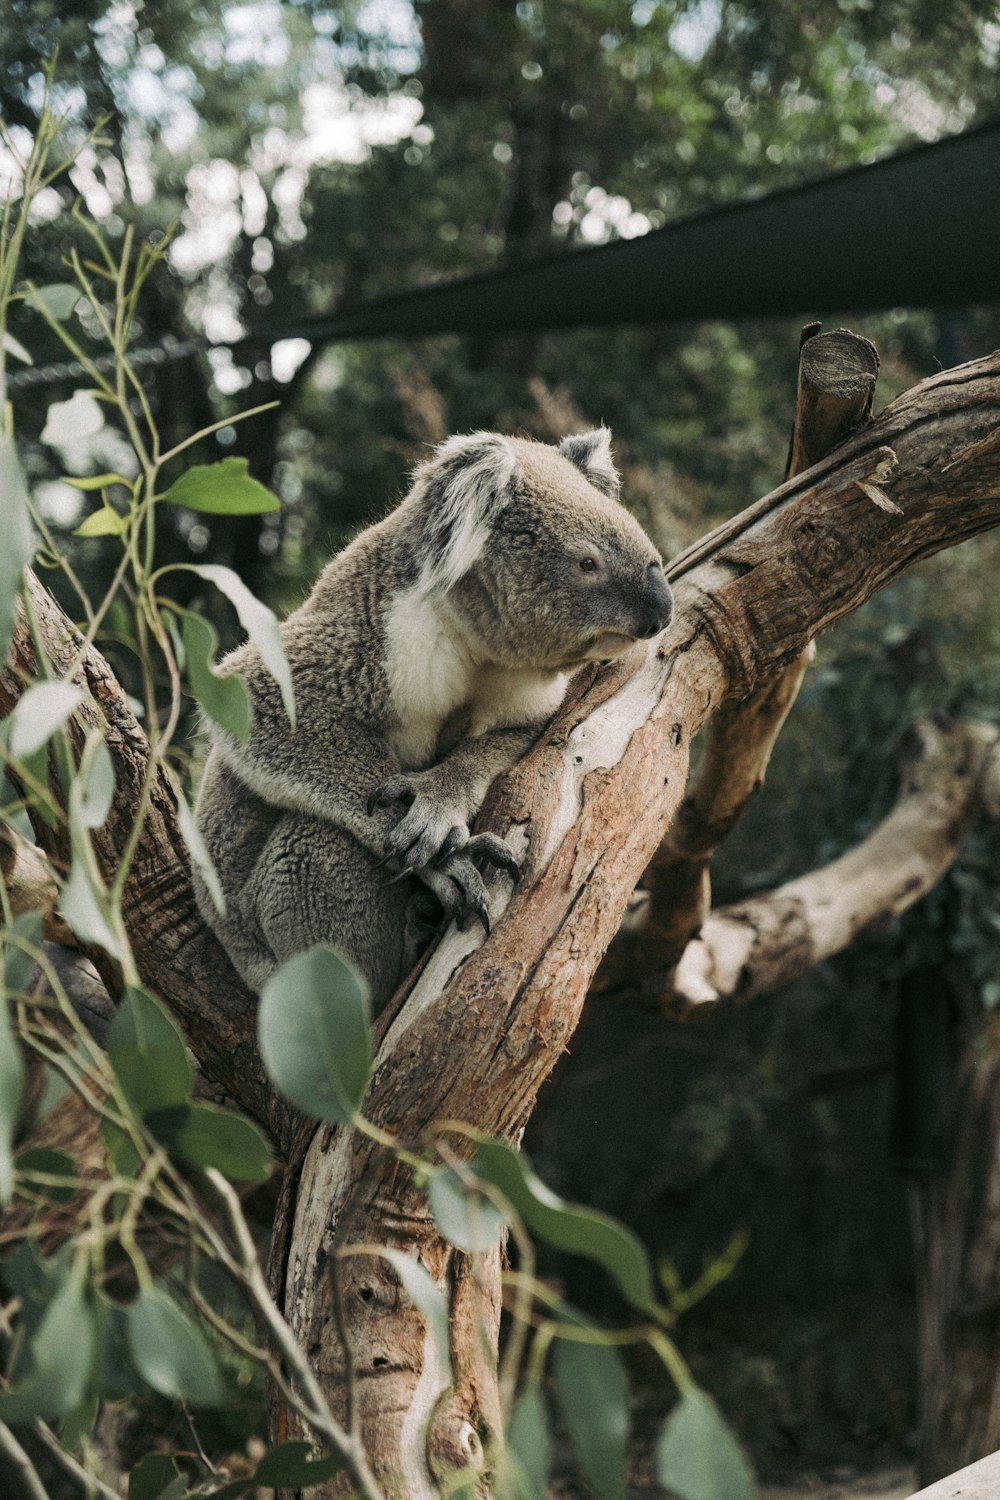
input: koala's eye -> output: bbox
[578,555,600,574]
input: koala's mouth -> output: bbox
[586,630,639,660]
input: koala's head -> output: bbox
[411,429,673,671]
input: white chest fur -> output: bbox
[383,588,567,768]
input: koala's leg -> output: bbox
[247,811,413,1012]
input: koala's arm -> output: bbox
[369,720,543,874]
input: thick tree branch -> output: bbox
[668,715,1000,1009]
[606,327,880,981]
[278,354,1000,1492]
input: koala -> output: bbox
[192,429,673,1011]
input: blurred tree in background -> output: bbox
[4,0,1000,1486]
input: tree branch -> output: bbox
[668,715,1000,1010]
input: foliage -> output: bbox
[0,89,760,1500]
[2,0,1000,1492]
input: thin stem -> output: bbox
[0,1420,51,1500]
[205,1170,387,1500]
[33,1421,126,1500]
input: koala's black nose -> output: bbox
[636,563,674,639]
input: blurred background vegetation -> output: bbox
[4,0,1000,1486]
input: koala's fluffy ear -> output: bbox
[417,432,520,591]
[559,428,620,498]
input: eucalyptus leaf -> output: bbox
[428,1167,505,1254]
[183,609,252,743]
[258,944,373,1125]
[74,737,115,829]
[205,1440,343,1499]
[160,456,280,515]
[0,993,24,1205]
[472,1137,659,1314]
[0,1260,95,1423]
[75,505,127,538]
[0,432,35,660]
[146,1101,272,1183]
[552,1337,630,1500]
[66,471,132,491]
[15,1145,78,1204]
[190,562,295,728]
[127,1283,223,1407]
[100,1117,143,1179]
[27,282,81,319]
[106,985,193,1117]
[59,857,123,959]
[655,1388,757,1500]
[8,680,84,758]
[129,1452,182,1500]
[175,782,225,915]
[506,1387,551,1500]
[2,330,32,364]
[381,1249,452,1379]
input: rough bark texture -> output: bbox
[605,327,880,985]
[2,352,999,1493]
[668,716,1000,1008]
[276,354,1000,1493]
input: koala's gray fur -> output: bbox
[193,429,673,1010]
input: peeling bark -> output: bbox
[666,717,999,1009]
[1,351,999,1491]
[604,327,881,984]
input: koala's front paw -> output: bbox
[417,839,518,935]
[368,773,471,872]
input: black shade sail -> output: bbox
[264,120,1000,348]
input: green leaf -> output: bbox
[175,781,225,915]
[74,737,115,829]
[129,1452,182,1500]
[471,1137,659,1314]
[428,1167,505,1254]
[91,1290,143,1402]
[106,986,194,1117]
[27,282,81,319]
[254,1441,344,1487]
[100,1117,143,1178]
[258,944,373,1125]
[75,504,127,538]
[381,1250,452,1379]
[552,1338,629,1500]
[0,995,25,1205]
[65,472,132,491]
[127,1283,223,1407]
[0,432,34,662]
[506,1387,551,1500]
[60,1388,100,1451]
[190,563,295,728]
[160,457,280,515]
[8,680,84,758]
[146,1101,272,1183]
[183,609,252,743]
[3,911,43,995]
[59,856,123,958]
[205,1441,344,1499]
[2,330,33,364]
[0,914,39,1203]
[15,1146,78,1204]
[655,1389,756,1500]
[0,1260,96,1423]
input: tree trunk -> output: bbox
[274,353,1000,1494]
[3,351,1000,1493]
[911,1035,1000,1486]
